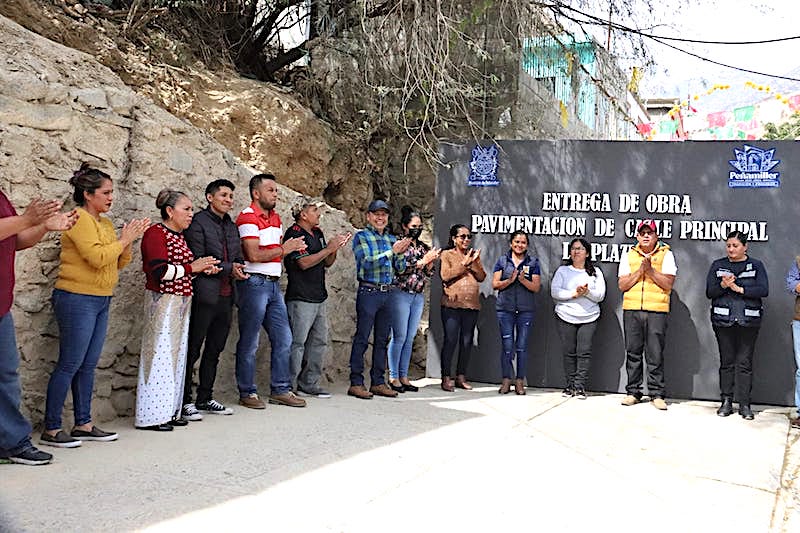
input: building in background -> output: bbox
[520,33,647,140]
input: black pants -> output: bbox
[184,296,233,404]
[623,310,668,398]
[556,317,597,389]
[440,307,478,378]
[713,324,759,405]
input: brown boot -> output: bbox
[369,383,399,398]
[347,385,373,400]
[498,378,511,394]
[455,375,473,390]
[514,379,526,395]
[441,376,454,392]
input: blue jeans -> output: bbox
[45,289,111,430]
[792,321,800,414]
[497,310,535,379]
[235,276,292,396]
[349,286,393,386]
[388,290,424,380]
[0,312,33,456]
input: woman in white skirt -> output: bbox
[136,189,219,431]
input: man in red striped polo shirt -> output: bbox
[235,174,306,409]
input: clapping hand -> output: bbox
[461,248,480,267]
[720,273,736,289]
[327,232,352,251]
[337,232,353,248]
[420,247,441,266]
[23,198,63,226]
[232,262,250,280]
[191,256,220,275]
[44,208,79,232]
[120,218,150,246]
[392,237,412,254]
[574,283,589,298]
[283,236,306,254]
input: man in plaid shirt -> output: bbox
[348,200,411,399]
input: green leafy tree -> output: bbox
[763,112,800,140]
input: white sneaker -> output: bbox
[181,403,204,421]
[196,399,233,415]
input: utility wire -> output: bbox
[538,0,800,82]
[648,36,800,82]
[541,1,800,45]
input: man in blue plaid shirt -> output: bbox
[348,200,411,399]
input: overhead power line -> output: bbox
[537,1,800,82]
[542,1,800,45]
[648,36,800,82]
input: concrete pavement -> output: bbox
[1,380,799,532]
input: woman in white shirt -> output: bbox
[551,238,606,399]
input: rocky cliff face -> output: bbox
[0,14,360,426]
[0,1,385,226]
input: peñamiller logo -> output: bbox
[728,145,780,188]
[467,144,500,186]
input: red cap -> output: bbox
[636,219,657,233]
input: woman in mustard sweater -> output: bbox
[40,164,149,448]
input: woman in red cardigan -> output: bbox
[136,189,219,431]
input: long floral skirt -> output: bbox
[135,291,191,427]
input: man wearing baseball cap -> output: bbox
[283,196,351,398]
[347,199,411,399]
[617,219,677,410]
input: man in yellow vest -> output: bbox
[617,219,677,410]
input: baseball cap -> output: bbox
[367,199,390,213]
[637,219,657,233]
[291,196,325,219]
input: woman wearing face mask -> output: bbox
[706,230,768,420]
[136,189,220,431]
[491,231,541,395]
[439,224,486,392]
[388,207,440,393]
[551,238,606,400]
[41,164,149,449]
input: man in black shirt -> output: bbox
[284,197,350,397]
[182,179,248,419]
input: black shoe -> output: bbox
[739,404,754,420]
[71,426,118,442]
[561,387,573,398]
[8,446,52,466]
[716,397,734,417]
[168,418,189,427]
[136,424,174,432]
[574,387,587,400]
[402,383,419,392]
[389,382,406,394]
[40,430,82,449]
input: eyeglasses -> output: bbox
[456,234,472,240]
[570,247,586,252]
